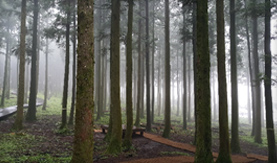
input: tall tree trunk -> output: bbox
[192,1,197,145]
[69,0,77,125]
[42,17,49,111]
[243,0,253,125]
[134,0,142,127]
[145,0,151,132]
[13,0,27,131]
[188,54,191,122]
[264,0,277,162]
[123,0,134,149]
[151,0,155,123]
[24,62,29,103]
[182,3,187,130]
[194,0,213,162]
[61,0,71,129]
[96,0,103,121]
[71,0,94,161]
[162,0,171,138]
[6,26,11,100]
[213,69,217,121]
[252,0,262,144]
[230,0,241,153]
[106,0,122,154]
[216,0,232,162]
[157,50,161,116]
[177,53,180,117]
[36,14,40,95]
[26,0,39,122]
[0,31,10,107]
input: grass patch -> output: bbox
[0,133,41,162]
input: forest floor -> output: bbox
[0,113,269,163]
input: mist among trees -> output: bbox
[0,0,277,162]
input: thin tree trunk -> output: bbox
[162,0,171,138]
[145,0,151,132]
[60,0,71,129]
[26,0,39,122]
[157,50,161,117]
[151,0,155,123]
[252,0,262,144]
[134,0,142,127]
[0,33,10,107]
[264,0,277,162]
[42,34,49,111]
[243,0,254,127]
[188,54,191,122]
[69,0,77,124]
[230,0,241,153]
[182,3,187,129]
[123,0,134,149]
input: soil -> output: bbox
[0,115,268,163]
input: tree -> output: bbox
[181,2,187,130]
[134,0,142,127]
[230,0,241,153]
[106,0,122,154]
[251,0,262,144]
[194,0,213,162]
[123,0,134,150]
[26,0,39,122]
[264,0,277,162]
[60,0,71,129]
[216,0,231,162]
[13,0,27,131]
[145,0,151,132]
[68,0,77,125]
[71,0,94,162]
[162,0,171,138]
[42,22,49,111]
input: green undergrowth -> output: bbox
[0,96,17,109]
[0,133,46,162]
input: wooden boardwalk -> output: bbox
[0,103,43,121]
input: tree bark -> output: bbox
[13,0,27,131]
[106,0,122,154]
[230,0,241,153]
[42,21,49,111]
[251,0,262,143]
[123,0,134,149]
[68,0,77,125]
[145,0,151,132]
[264,0,277,162]
[71,0,94,161]
[194,0,213,162]
[60,0,71,129]
[26,0,39,122]
[134,0,142,127]
[216,0,232,162]
[182,3,187,130]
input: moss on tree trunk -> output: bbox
[106,0,122,155]
[71,0,94,162]
[194,0,213,162]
